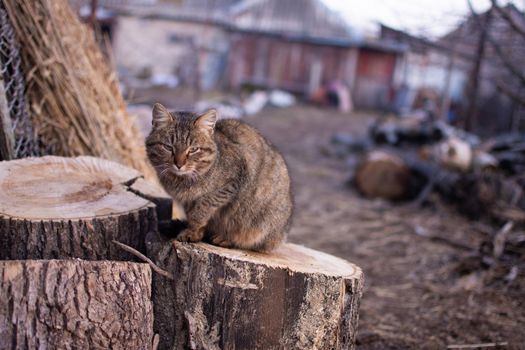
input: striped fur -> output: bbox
[146,104,293,251]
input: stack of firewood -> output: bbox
[333,115,525,226]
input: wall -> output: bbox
[353,48,397,109]
[112,16,229,89]
[400,50,468,100]
[226,33,359,95]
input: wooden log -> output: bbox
[354,149,525,222]
[151,241,364,350]
[0,155,171,260]
[0,260,154,349]
[355,150,415,200]
[433,137,473,172]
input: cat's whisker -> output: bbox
[158,166,172,178]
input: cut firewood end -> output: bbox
[0,156,171,260]
[355,150,414,200]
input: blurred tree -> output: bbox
[466,0,525,132]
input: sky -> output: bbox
[321,0,524,38]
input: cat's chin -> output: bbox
[173,170,199,180]
[174,171,192,177]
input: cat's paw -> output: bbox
[176,227,205,242]
[210,235,233,248]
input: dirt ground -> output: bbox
[243,106,525,350]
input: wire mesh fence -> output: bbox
[0,3,40,160]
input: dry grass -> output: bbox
[3,0,155,180]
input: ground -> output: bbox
[242,105,525,350]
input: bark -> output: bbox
[0,156,169,260]
[150,241,364,350]
[0,260,154,349]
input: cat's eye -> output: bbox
[189,147,200,154]
[161,143,171,151]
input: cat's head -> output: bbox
[146,103,218,180]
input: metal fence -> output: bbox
[0,4,40,160]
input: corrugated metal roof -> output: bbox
[180,0,241,10]
[99,0,406,51]
[102,0,354,41]
[230,0,354,40]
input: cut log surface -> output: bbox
[355,150,413,200]
[0,156,170,260]
[0,260,154,349]
[152,241,364,350]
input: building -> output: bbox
[380,24,471,118]
[106,1,238,91]
[96,0,405,109]
[225,0,404,109]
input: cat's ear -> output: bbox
[152,103,173,129]
[195,109,217,134]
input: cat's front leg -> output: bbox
[176,182,238,244]
[176,203,206,242]
[176,200,208,242]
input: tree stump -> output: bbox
[152,241,364,350]
[0,156,171,260]
[0,260,154,349]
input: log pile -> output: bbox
[355,150,424,201]
[0,156,365,349]
[337,116,525,225]
[335,115,525,285]
[0,156,165,348]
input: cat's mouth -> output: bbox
[173,166,196,177]
[156,164,197,179]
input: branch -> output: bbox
[468,0,525,88]
[486,36,525,88]
[112,240,174,280]
[496,79,525,106]
[447,342,508,349]
[490,0,525,39]
[493,221,514,258]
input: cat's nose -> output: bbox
[175,153,187,169]
[174,158,185,169]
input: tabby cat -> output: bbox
[146,103,293,252]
